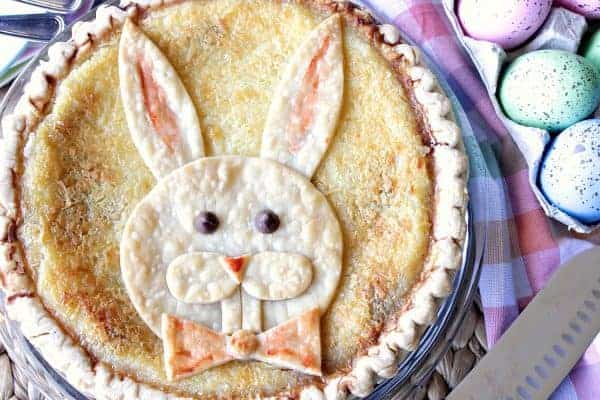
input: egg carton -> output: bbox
[443,1,599,234]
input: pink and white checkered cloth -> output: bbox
[361,0,600,398]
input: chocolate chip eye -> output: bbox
[255,210,280,234]
[194,212,219,234]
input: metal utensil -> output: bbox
[13,0,81,14]
[0,14,64,42]
[0,0,86,42]
[448,247,600,400]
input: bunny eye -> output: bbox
[194,211,219,234]
[254,210,280,234]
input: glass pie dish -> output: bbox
[0,1,485,399]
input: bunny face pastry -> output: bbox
[118,17,343,378]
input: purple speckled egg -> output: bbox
[457,0,553,49]
[540,119,600,224]
[555,0,600,19]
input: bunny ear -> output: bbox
[261,15,344,179]
[119,20,204,178]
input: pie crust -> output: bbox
[0,1,468,399]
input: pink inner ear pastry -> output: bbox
[288,35,332,153]
[137,58,180,152]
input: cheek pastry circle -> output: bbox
[166,253,238,304]
[255,210,280,234]
[242,252,313,300]
[194,211,219,234]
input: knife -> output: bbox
[448,247,600,400]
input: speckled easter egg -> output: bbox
[457,0,553,49]
[499,50,600,131]
[540,119,600,224]
[582,29,600,71]
[555,0,600,19]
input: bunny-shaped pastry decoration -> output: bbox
[118,15,344,380]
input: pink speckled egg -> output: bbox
[457,0,553,49]
[555,0,600,19]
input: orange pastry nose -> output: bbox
[222,256,249,283]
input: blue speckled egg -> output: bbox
[499,50,600,131]
[540,119,600,224]
[457,0,552,49]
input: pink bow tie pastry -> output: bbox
[118,15,344,380]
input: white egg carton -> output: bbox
[443,0,599,233]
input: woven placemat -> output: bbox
[0,339,45,400]
[416,299,487,400]
[0,298,487,400]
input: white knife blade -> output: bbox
[448,248,600,400]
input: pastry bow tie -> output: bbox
[162,308,322,380]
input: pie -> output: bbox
[0,1,468,399]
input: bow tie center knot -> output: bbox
[229,329,259,357]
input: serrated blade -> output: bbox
[448,248,600,400]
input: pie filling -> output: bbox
[17,0,433,397]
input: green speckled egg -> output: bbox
[499,50,600,131]
[582,29,600,71]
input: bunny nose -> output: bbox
[221,256,249,284]
[166,252,313,304]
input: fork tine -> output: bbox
[0,14,65,42]
[10,0,82,14]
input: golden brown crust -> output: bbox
[0,1,468,399]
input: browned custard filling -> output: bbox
[18,0,433,397]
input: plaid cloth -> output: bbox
[360,0,600,398]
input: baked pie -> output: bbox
[0,1,468,399]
